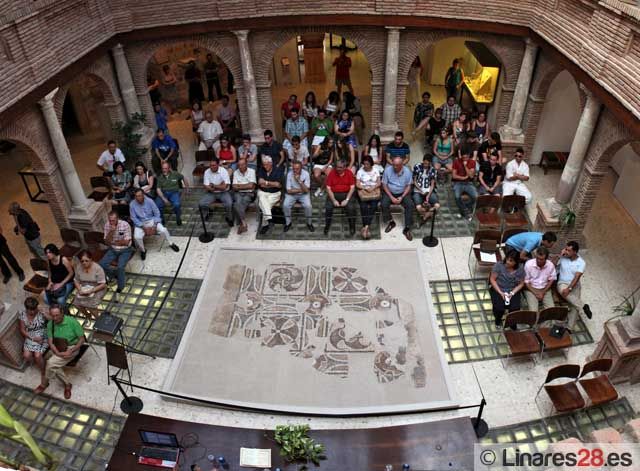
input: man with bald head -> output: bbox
[256,156,284,234]
[382,156,415,241]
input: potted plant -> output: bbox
[274,424,325,470]
[559,205,576,228]
[111,112,148,170]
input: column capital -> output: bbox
[385,26,405,32]
[524,37,538,48]
[232,30,250,40]
[38,88,59,109]
[579,84,602,106]
[111,43,125,56]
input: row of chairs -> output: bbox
[475,194,529,231]
[536,359,618,415]
[502,307,572,367]
[468,227,529,275]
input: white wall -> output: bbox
[530,70,581,164]
[611,143,640,225]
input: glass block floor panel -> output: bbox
[0,378,125,471]
[68,273,202,359]
[429,278,594,364]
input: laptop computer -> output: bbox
[138,430,180,469]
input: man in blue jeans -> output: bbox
[99,211,134,294]
[155,161,189,226]
[451,148,477,221]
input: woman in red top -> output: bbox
[215,134,237,176]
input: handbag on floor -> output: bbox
[358,188,380,201]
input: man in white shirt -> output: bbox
[97,140,125,176]
[197,111,223,152]
[283,161,314,233]
[503,147,532,203]
[198,158,234,226]
[556,240,592,327]
[286,136,310,166]
[232,158,256,234]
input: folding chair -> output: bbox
[23,259,49,295]
[88,176,112,202]
[474,194,501,230]
[502,310,541,368]
[501,195,528,230]
[535,364,584,417]
[578,359,618,406]
[536,306,572,358]
[59,228,82,259]
[468,229,502,276]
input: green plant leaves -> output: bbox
[273,424,326,466]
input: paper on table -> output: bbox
[239,447,271,468]
[479,251,497,263]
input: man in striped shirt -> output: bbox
[384,131,411,166]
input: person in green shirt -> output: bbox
[36,305,85,399]
[310,109,334,152]
[155,161,189,226]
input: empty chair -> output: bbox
[192,149,215,182]
[501,195,528,229]
[88,176,112,202]
[502,310,541,366]
[579,359,618,406]
[536,306,572,356]
[468,229,502,275]
[536,364,584,415]
[474,194,501,230]
[83,231,108,262]
[22,259,49,295]
[59,228,82,258]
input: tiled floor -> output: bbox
[430,279,594,364]
[0,379,124,471]
[161,188,232,238]
[482,398,636,449]
[68,273,202,358]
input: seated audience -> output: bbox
[155,161,189,226]
[232,158,256,234]
[99,211,134,293]
[451,111,469,146]
[524,246,556,311]
[96,140,125,177]
[503,147,532,203]
[414,107,445,147]
[363,134,385,175]
[287,136,310,166]
[432,127,454,175]
[310,108,334,150]
[382,156,415,241]
[237,134,258,169]
[199,158,233,227]
[413,154,440,225]
[281,94,299,129]
[556,241,592,327]
[472,111,490,142]
[197,111,223,152]
[324,160,357,236]
[440,95,461,127]
[37,304,86,399]
[283,161,314,233]
[44,244,74,308]
[217,95,237,130]
[479,132,503,164]
[312,136,335,197]
[356,155,381,240]
[478,154,503,195]
[284,108,309,149]
[133,161,156,199]
[111,161,132,205]
[73,250,107,319]
[323,91,340,120]
[216,134,237,175]
[19,297,48,392]
[154,102,169,131]
[302,91,318,125]
[151,128,178,174]
[505,231,557,261]
[259,130,286,168]
[385,131,411,166]
[413,92,435,128]
[489,250,525,327]
[257,156,284,235]
[130,189,179,260]
[334,111,357,166]
[451,148,477,220]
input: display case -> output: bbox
[461,41,501,106]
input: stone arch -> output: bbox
[250,27,385,132]
[0,109,71,228]
[126,34,243,128]
[397,30,525,130]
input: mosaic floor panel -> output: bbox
[162,188,232,238]
[429,279,594,364]
[68,273,202,359]
[0,379,124,471]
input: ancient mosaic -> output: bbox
[209,263,426,387]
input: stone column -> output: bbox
[111,43,142,118]
[233,30,264,143]
[379,26,404,142]
[39,90,107,230]
[499,38,538,143]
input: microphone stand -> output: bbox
[198,205,215,243]
[422,208,439,247]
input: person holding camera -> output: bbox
[99,211,134,294]
[489,250,525,327]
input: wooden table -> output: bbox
[17,165,48,203]
[540,151,568,175]
[109,413,477,470]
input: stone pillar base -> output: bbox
[498,125,525,145]
[590,320,640,384]
[534,201,562,232]
[248,128,265,146]
[68,201,108,233]
[139,126,155,170]
[378,122,399,144]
